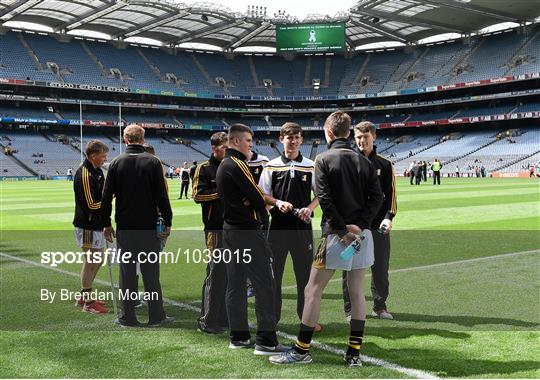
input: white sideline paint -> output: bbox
[0,251,439,379]
[281,249,540,290]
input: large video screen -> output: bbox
[276,23,346,53]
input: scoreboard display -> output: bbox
[276,23,346,53]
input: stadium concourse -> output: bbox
[1,0,540,379]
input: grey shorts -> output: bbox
[313,229,374,271]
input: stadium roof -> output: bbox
[0,0,539,51]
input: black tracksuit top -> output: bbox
[314,138,384,237]
[102,144,172,229]
[216,148,266,229]
[73,158,105,230]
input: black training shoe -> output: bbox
[197,321,226,334]
[148,316,175,327]
[115,318,143,328]
[229,339,255,349]
[344,354,362,367]
[253,343,289,355]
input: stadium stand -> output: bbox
[1,25,539,97]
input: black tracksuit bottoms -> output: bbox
[117,230,166,325]
[223,225,278,346]
[198,230,228,330]
[268,228,313,323]
[180,180,189,198]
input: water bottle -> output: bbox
[292,208,311,224]
[156,216,165,249]
[340,235,365,261]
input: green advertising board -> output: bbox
[276,23,346,53]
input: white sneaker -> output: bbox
[371,309,394,320]
[269,349,313,364]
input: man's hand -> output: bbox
[341,231,358,246]
[104,226,115,243]
[160,226,171,243]
[379,219,393,234]
[297,207,312,222]
[346,224,362,235]
[276,200,293,213]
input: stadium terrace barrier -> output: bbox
[378,111,540,129]
[2,88,539,115]
[491,172,531,178]
[2,112,537,131]
[1,72,539,102]
[0,176,38,181]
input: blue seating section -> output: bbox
[1,26,539,96]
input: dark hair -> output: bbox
[324,111,351,138]
[142,143,155,155]
[354,121,376,135]
[85,140,109,157]
[280,122,302,137]
[210,131,228,146]
[228,123,253,140]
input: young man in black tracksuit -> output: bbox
[216,123,287,355]
[270,112,383,366]
[73,140,109,314]
[245,150,270,297]
[343,121,397,320]
[259,122,320,330]
[102,124,173,327]
[192,132,229,334]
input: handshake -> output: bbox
[275,200,312,224]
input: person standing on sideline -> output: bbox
[179,161,190,199]
[343,121,397,320]
[258,122,320,330]
[189,160,198,181]
[415,161,423,185]
[102,124,173,327]
[408,161,415,185]
[192,132,229,334]
[455,165,460,178]
[431,159,442,185]
[270,111,383,366]
[422,161,427,182]
[73,140,109,314]
[216,123,287,355]
[67,167,73,181]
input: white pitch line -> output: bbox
[281,249,540,290]
[0,251,439,379]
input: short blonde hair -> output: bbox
[123,124,145,144]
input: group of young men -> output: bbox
[72,111,397,367]
[192,111,397,366]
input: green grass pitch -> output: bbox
[0,177,539,378]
